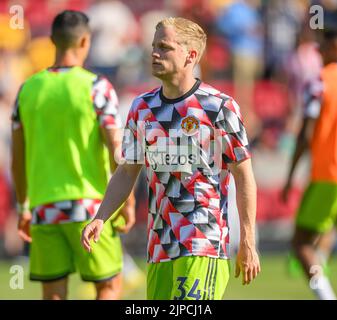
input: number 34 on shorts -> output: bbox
[172,257,230,300]
[147,256,230,300]
[174,277,202,300]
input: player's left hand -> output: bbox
[281,181,292,203]
[114,204,135,234]
[235,244,261,285]
[17,212,32,243]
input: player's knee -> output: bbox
[95,274,122,300]
[291,236,300,251]
[42,281,68,300]
[292,228,318,251]
[292,235,317,261]
[292,236,307,253]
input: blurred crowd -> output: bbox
[1,0,337,258]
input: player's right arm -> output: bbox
[281,117,316,202]
[281,78,323,202]
[81,162,142,252]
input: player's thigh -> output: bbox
[147,261,173,300]
[171,256,230,300]
[62,221,123,281]
[296,182,337,233]
[30,224,74,281]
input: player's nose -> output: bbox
[152,49,160,58]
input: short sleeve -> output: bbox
[121,98,145,164]
[92,76,122,129]
[215,98,251,164]
[303,77,324,119]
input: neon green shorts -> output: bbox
[296,182,337,233]
[147,256,230,300]
[30,220,123,282]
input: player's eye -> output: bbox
[160,44,171,50]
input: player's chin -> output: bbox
[151,66,162,74]
[151,70,166,79]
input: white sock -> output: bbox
[310,275,337,300]
[315,249,328,266]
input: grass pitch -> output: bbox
[0,253,336,300]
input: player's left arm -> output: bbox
[11,95,32,243]
[229,158,261,285]
[217,97,260,284]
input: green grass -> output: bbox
[0,257,146,300]
[223,253,337,300]
[0,254,336,300]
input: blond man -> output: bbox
[82,17,260,300]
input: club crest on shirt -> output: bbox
[145,120,152,129]
[144,113,152,129]
[181,115,199,136]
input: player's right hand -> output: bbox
[18,212,32,243]
[81,219,104,252]
[115,204,136,234]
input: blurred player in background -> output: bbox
[282,27,337,300]
[82,17,260,300]
[11,10,135,300]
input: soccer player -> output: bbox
[282,28,337,300]
[11,10,135,300]
[82,17,260,300]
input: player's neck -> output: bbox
[53,49,85,68]
[161,74,197,100]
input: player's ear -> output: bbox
[50,34,56,45]
[186,50,197,64]
[79,32,90,49]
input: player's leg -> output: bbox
[64,220,123,299]
[292,182,337,299]
[147,260,173,300]
[292,227,321,278]
[287,224,336,278]
[287,228,336,278]
[94,274,123,300]
[293,181,337,276]
[42,278,68,300]
[292,227,336,300]
[30,224,75,300]
[170,256,230,300]
[315,228,336,269]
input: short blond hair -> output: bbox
[156,17,207,63]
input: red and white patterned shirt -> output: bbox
[122,79,251,263]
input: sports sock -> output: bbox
[310,275,337,300]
